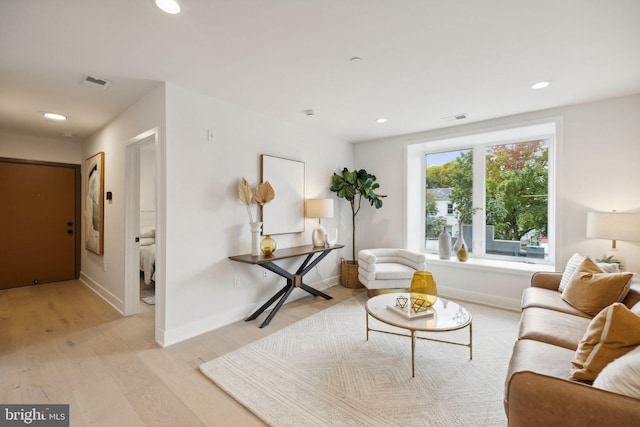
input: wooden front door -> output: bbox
[0,159,80,290]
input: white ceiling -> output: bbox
[1,0,639,144]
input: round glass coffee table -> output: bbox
[365,293,472,377]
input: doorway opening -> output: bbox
[124,129,160,343]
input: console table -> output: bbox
[229,244,344,328]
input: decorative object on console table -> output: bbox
[305,198,334,247]
[325,228,338,246]
[249,222,262,256]
[586,210,640,271]
[260,234,276,256]
[237,177,275,256]
[438,228,451,259]
[330,168,386,288]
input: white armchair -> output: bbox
[358,248,427,296]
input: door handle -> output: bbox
[135,237,140,243]
[67,230,73,235]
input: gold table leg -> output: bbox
[469,322,473,360]
[411,330,416,378]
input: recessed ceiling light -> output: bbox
[376,118,387,124]
[531,81,551,90]
[43,112,67,121]
[155,0,181,14]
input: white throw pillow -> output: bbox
[596,262,620,273]
[593,346,640,398]
[559,253,585,292]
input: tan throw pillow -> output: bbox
[561,257,632,316]
[571,303,640,381]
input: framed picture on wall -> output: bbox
[85,151,104,255]
[261,155,305,235]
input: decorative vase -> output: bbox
[409,271,437,306]
[260,234,277,256]
[454,222,468,262]
[325,229,338,246]
[249,221,262,256]
[438,228,451,259]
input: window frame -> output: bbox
[408,120,557,267]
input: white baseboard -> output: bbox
[159,275,339,347]
[79,271,124,314]
[438,285,521,312]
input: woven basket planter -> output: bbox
[340,260,363,288]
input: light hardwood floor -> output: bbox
[0,280,364,426]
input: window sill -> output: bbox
[424,253,557,276]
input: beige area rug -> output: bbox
[200,294,520,427]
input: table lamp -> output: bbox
[306,199,334,247]
[586,211,640,269]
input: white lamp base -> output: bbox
[312,225,327,247]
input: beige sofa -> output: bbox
[505,271,640,426]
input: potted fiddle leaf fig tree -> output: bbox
[330,168,386,288]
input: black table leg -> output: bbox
[245,283,290,321]
[244,248,335,327]
[259,284,295,328]
[299,283,332,299]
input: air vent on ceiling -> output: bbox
[79,74,111,90]
[442,113,467,122]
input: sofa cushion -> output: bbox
[593,345,640,399]
[562,257,632,316]
[506,338,576,391]
[521,287,592,318]
[518,307,592,350]
[571,303,640,382]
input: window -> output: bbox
[413,121,556,265]
[425,149,472,252]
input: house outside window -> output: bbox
[420,122,556,265]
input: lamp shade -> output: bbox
[586,212,640,242]
[305,199,334,219]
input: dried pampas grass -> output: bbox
[237,178,275,223]
[254,181,275,205]
[238,178,253,206]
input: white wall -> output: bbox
[57,81,353,346]
[80,84,166,314]
[140,144,156,212]
[161,83,353,345]
[354,93,640,310]
[0,131,82,164]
